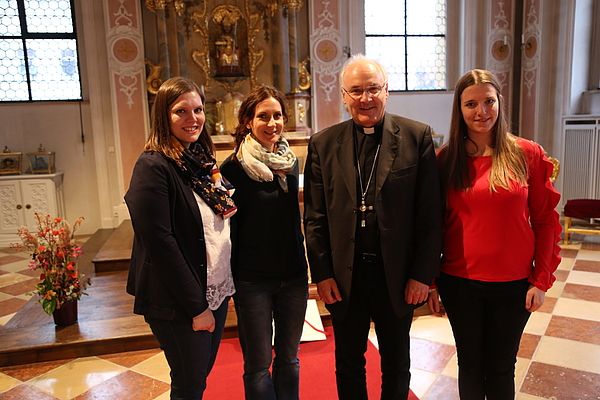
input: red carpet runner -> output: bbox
[205,326,419,399]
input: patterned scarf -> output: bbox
[172,138,237,219]
[236,134,297,192]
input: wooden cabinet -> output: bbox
[0,173,65,247]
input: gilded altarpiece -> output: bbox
[144,0,312,143]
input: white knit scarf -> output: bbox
[236,134,297,192]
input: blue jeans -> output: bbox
[234,276,309,400]
[438,273,531,400]
[146,298,230,400]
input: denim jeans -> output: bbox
[234,275,309,400]
[146,298,230,400]
[438,273,531,400]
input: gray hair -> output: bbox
[339,54,388,87]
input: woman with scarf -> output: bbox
[125,76,236,399]
[220,85,308,400]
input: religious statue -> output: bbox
[213,7,243,77]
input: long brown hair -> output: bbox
[145,76,214,159]
[233,85,289,149]
[440,69,527,194]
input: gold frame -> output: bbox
[190,1,265,92]
[0,152,22,175]
[27,151,56,174]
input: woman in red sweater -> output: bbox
[428,69,561,399]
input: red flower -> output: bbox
[16,213,90,315]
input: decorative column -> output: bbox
[283,0,311,136]
[145,0,171,78]
[285,0,302,94]
[105,0,149,196]
[487,0,514,121]
[520,0,541,141]
[308,0,344,133]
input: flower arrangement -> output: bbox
[11,213,92,315]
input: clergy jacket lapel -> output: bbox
[375,114,400,195]
[335,122,358,207]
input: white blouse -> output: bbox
[194,192,235,310]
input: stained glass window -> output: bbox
[365,0,446,91]
[0,0,81,101]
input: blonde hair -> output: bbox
[145,76,214,159]
[440,69,527,194]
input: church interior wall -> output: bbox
[0,0,596,237]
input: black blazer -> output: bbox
[303,113,443,320]
[125,151,210,321]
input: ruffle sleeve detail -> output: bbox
[521,139,562,291]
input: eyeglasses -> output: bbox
[342,83,387,100]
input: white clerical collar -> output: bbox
[363,127,375,134]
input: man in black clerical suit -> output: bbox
[303,55,443,400]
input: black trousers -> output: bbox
[332,257,413,400]
[145,298,230,400]
[438,273,531,400]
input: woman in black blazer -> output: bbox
[125,77,237,399]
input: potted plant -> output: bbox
[11,213,92,326]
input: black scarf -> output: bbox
[173,141,237,219]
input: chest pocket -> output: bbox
[390,163,417,179]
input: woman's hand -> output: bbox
[192,308,215,332]
[525,284,546,312]
[427,288,445,317]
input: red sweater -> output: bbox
[440,139,561,291]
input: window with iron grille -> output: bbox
[0,0,81,102]
[365,0,446,91]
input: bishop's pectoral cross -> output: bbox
[359,198,374,228]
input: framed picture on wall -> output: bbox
[0,152,23,175]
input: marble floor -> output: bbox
[0,235,599,399]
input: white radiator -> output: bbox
[561,117,600,207]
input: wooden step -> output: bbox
[0,221,428,367]
[0,228,143,367]
[92,220,133,272]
